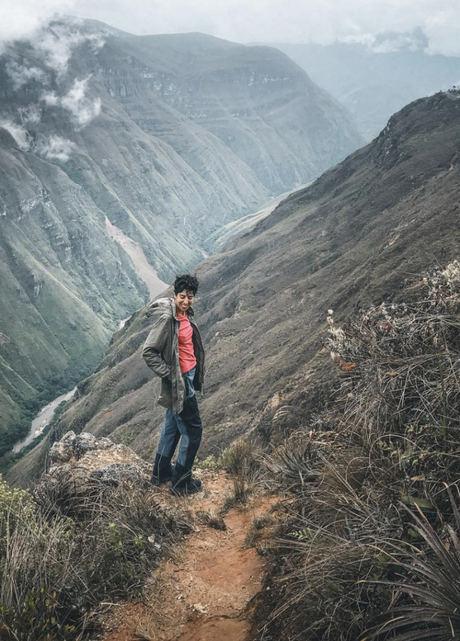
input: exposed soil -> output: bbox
[102,471,276,641]
[105,217,167,300]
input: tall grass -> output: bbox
[255,262,460,641]
[0,469,188,640]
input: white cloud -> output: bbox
[0,120,31,150]
[344,27,429,53]
[41,77,102,128]
[0,0,74,44]
[18,104,42,124]
[60,77,102,126]
[34,22,105,75]
[5,61,49,89]
[1,0,460,56]
[35,134,76,161]
[42,91,60,106]
[69,0,460,56]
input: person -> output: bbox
[142,274,205,495]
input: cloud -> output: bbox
[60,77,102,126]
[18,104,42,124]
[2,0,460,57]
[5,61,49,90]
[0,120,31,150]
[344,27,429,53]
[35,134,76,161]
[2,16,105,79]
[42,92,60,106]
[69,0,460,56]
[42,77,102,128]
[0,0,74,44]
[34,22,105,75]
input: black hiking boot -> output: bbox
[169,463,202,496]
[151,453,173,486]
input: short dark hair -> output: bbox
[173,274,199,295]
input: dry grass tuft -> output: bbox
[0,468,190,640]
[255,262,460,641]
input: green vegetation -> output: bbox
[0,470,188,640]
[0,400,69,475]
[0,372,74,460]
[257,262,460,641]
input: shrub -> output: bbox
[254,262,460,641]
[0,471,189,640]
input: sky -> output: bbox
[1,0,460,56]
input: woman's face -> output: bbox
[174,289,195,315]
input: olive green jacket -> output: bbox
[142,298,205,414]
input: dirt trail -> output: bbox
[103,471,275,641]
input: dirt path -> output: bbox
[103,471,275,641]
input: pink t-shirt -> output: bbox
[178,314,197,374]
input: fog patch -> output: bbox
[5,61,49,90]
[18,104,42,124]
[42,92,60,107]
[36,135,76,161]
[0,120,31,150]
[41,76,101,128]
[0,0,73,45]
[34,22,105,75]
[42,77,102,128]
[344,27,430,54]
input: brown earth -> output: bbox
[102,471,277,641]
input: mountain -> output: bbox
[0,19,363,454]
[9,89,460,485]
[271,31,460,139]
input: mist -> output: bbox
[2,0,460,56]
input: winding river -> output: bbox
[12,387,77,454]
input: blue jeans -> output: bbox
[156,367,202,469]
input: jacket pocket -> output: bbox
[159,378,173,406]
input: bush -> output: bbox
[0,471,189,640]
[255,262,460,641]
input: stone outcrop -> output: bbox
[47,431,151,487]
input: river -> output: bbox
[12,387,77,454]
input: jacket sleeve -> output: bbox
[142,314,172,379]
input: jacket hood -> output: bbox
[145,297,195,319]
[146,297,173,318]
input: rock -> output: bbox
[97,437,113,450]
[90,463,150,487]
[47,431,151,488]
[49,431,104,463]
[49,431,77,463]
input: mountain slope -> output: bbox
[0,19,362,454]
[272,34,460,140]
[111,32,362,194]
[10,89,458,486]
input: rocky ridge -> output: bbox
[272,34,460,140]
